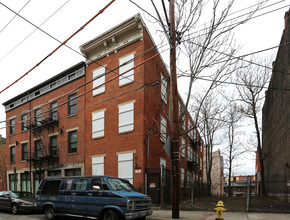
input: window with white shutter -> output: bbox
[92,110,105,138]
[93,66,105,96]
[118,101,134,133]
[160,115,167,143]
[119,53,134,86]
[118,153,133,184]
[161,73,167,104]
[92,156,104,175]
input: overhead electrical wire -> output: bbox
[0,0,71,62]
[0,63,163,131]
[181,3,290,42]
[0,0,31,34]
[0,50,163,127]
[179,75,290,92]
[0,0,288,126]
[0,0,287,95]
[0,0,116,95]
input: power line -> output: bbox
[0,0,31,34]
[0,51,162,126]
[0,79,161,132]
[178,75,290,92]
[0,0,71,63]
[181,3,290,42]
[0,0,116,95]
[179,40,290,76]
[0,0,157,93]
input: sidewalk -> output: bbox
[148,210,290,219]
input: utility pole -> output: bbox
[169,0,180,218]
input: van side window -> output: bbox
[73,179,88,190]
[92,179,109,190]
[42,180,61,195]
[62,179,73,190]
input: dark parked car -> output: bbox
[0,191,36,214]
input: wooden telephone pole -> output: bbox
[169,0,180,218]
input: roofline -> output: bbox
[2,61,86,106]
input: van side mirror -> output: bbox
[92,185,101,191]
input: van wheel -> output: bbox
[45,206,56,220]
[11,203,19,214]
[103,209,120,220]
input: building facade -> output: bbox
[224,175,255,196]
[3,14,204,203]
[203,149,224,196]
[0,135,6,190]
[262,9,290,199]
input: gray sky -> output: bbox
[0,0,288,175]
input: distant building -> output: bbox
[0,135,6,190]
[224,175,255,196]
[203,149,224,196]
[262,9,290,200]
[2,14,204,204]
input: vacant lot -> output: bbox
[177,196,290,213]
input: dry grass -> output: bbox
[177,196,290,213]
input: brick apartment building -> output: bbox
[203,149,224,196]
[3,14,204,203]
[262,9,290,199]
[0,135,6,190]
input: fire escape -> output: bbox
[187,137,201,172]
[27,110,59,173]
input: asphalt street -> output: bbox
[1,210,290,220]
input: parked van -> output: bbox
[36,176,152,220]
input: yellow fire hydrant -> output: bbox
[214,200,226,220]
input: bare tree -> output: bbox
[235,58,271,196]
[222,101,246,196]
[193,91,225,195]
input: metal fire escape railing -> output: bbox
[26,111,59,171]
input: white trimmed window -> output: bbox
[161,73,167,104]
[119,53,134,86]
[118,153,133,184]
[180,138,185,158]
[187,146,193,161]
[160,115,167,143]
[93,66,105,96]
[119,101,134,133]
[92,156,104,175]
[181,168,185,188]
[92,110,105,138]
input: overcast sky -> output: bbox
[0,0,289,175]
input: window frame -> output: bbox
[21,114,27,131]
[118,101,134,134]
[10,146,15,163]
[160,73,167,104]
[35,109,41,126]
[92,110,105,139]
[119,53,134,86]
[160,115,167,143]
[68,93,77,116]
[50,135,58,156]
[10,118,15,135]
[34,139,42,158]
[21,143,28,161]
[93,66,106,96]
[50,101,58,120]
[68,130,77,154]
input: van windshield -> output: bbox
[107,178,136,192]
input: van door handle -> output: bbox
[87,193,93,196]
[71,193,76,196]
